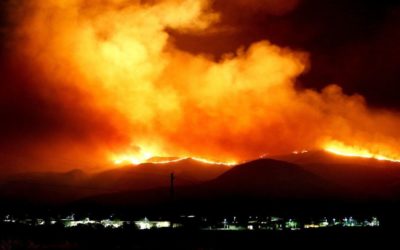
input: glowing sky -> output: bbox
[1,0,400,172]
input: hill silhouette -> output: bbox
[77,158,341,215]
[206,158,335,198]
[3,153,400,215]
[271,151,400,199]
[0,158,230,205]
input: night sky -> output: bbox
[173,0,400,109]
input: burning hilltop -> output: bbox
[1,0,400,171]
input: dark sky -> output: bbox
[173,0,400,109]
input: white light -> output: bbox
[155,221,171,228]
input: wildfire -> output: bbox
[8,0,400,171]
[292,150,309,155]
[112,151,238,166]
[189,157,238,166]
[324,141,400,163]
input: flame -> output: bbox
[189,157,238,166]
[112,153,237,166]
[112,153,154,165]
[292,150,309,155]
[6,0,400,170]
[111,144,237,166]
[324,141,400,163]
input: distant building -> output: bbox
[63,217,97,227]
[101,219,124,228]
[134,217,173,230]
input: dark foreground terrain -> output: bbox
[0,224,395,250]
[2,153,400,249]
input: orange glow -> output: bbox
[112,153,155,166]
[110,147,238,166]
[8,0,400,171]
[189,157,238,166]
[292,150,309,155]
[324,141,400,163]
[113,155,237,166]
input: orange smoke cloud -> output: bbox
[5,0,400,169]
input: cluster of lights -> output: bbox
[2,214,380,231]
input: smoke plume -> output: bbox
[1,0,400,171]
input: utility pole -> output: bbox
[169,172,176,228]
[170,172,175,202]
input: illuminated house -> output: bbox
[134,217,172,230]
